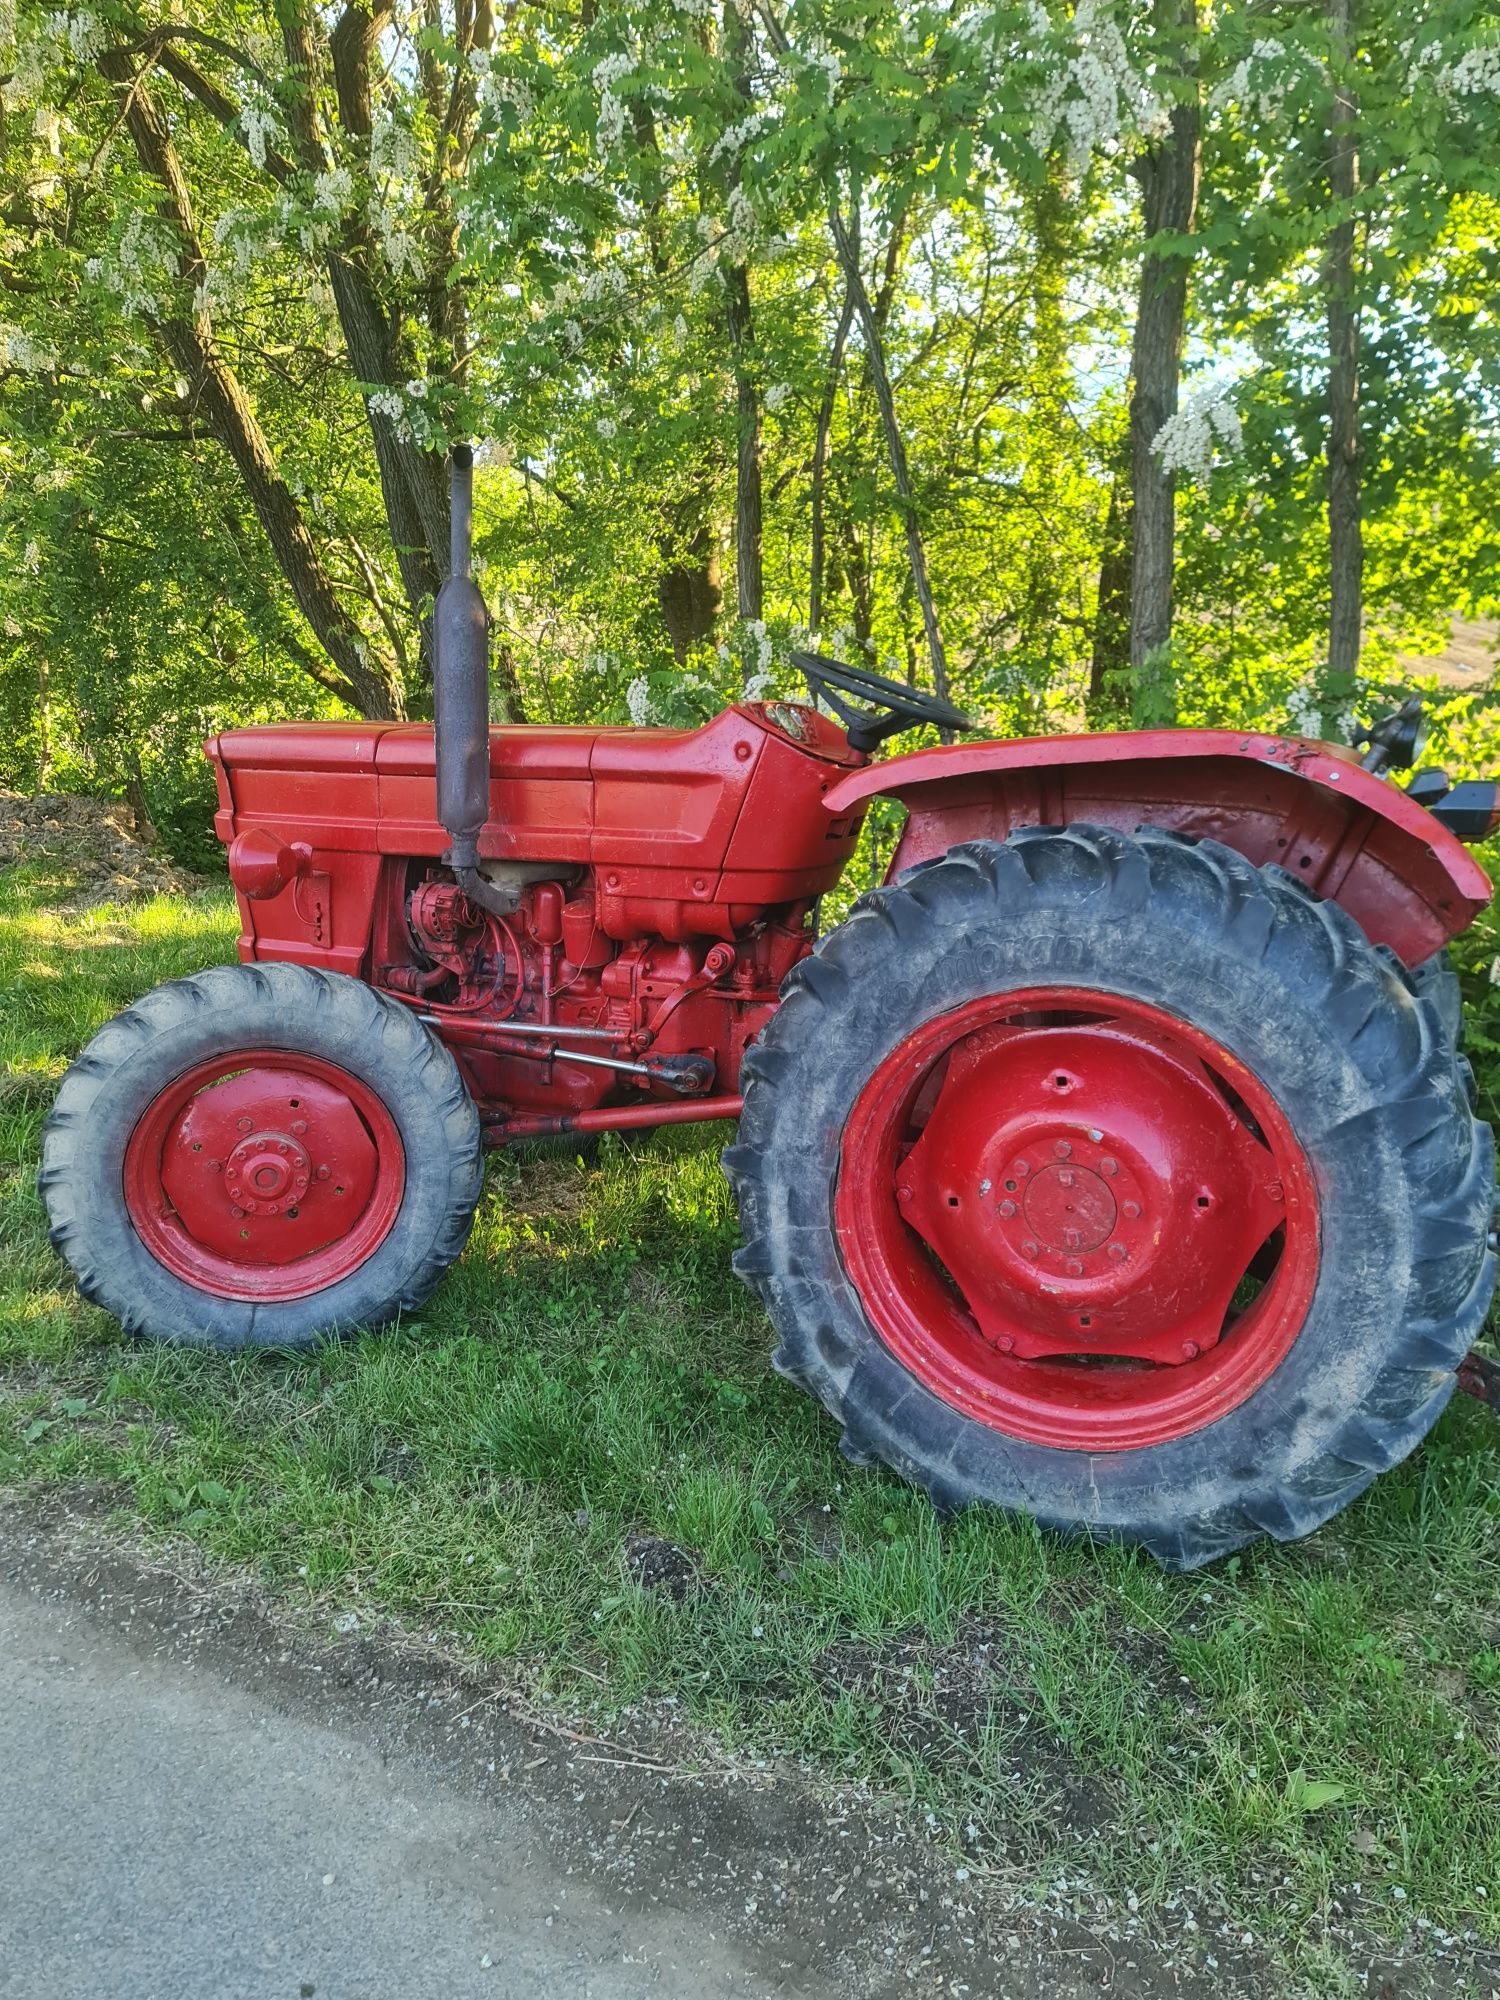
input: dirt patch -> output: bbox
[0,790,213,905]
[625,1530,700,1600]
[1396,616,1498,693]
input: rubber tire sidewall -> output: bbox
[42,964,483,1350]
[729,829,1493,1566]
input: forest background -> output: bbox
[2,0,1500,871]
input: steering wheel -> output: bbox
[790,649,976,753]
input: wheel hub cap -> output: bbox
[125,1051,405,1303]
[835,990,1319,1450]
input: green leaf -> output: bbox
[1284,1768,1348,1814]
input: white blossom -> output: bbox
[748,619,772,672]
[672,313,690,341]
[1152,389,1243,480]
[240,99,282,173]
[1442,44,1500,97]
[366,386,410,440]
[764,381,792,412]
[580,267,627,306]
[709,113,764,165]
[724,186,759,255]
[593,52,634,92]
[1026,0,1166,164]
[1285,683,1321,737]
[1210,38,1316,122]
[313,166,354,213]
[808,50,841,103]
[596,91,627,150]
[595,416,617,440]
[626,675,656,726]
[85,208,176,316]
[0,326,56,372]
[370,99,419,184]
[22,539,40,572]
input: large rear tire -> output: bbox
[42,963,482,1351]
[725,827,1495,1569]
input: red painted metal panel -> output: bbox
[823,730,1491,962]
[374,723,597,863]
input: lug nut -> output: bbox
[1065,1258,1083,1276]
[1181,1340,1200,1359]
[316,1165,331,1181]
[207,1160,222,1174]
[1022,1239,1039,1258]
[1013,1159,1030,1177]
[997,1199,1017,1218]
[897,1185,913,1204]
[1108,1243,1127,1263]
[1054,1140,1072,1159]
[237,1116,253,1132]
[1268,1180,1284,1203]
[997,1336,1015,1354]
[1058,1170,1075,1188]
[290,1119,307,1135]
[1123,1200,1141,1219]
[230,1205,244,1219]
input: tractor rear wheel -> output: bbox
[42,964,482,1350]
[725,826,1495,1569]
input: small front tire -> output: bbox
[41,963,483,1350]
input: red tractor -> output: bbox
[42,451,1500,1568]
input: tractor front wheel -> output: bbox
[725,827,1495,1568]
[42,964,482,1350]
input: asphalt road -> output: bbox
[0,1580,813,2000]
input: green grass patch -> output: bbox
[2,861,1498,1985]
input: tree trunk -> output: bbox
[809,282,855,635]
[1089,460,1132,715]
[658,521,723,664]
[1127,0,1201,682]
[825,195,951,705]
[1018,173,1070,694]
[1325,0,1363,698]
[36,656,52,789]
[99,49,405,719]
[723,261,764,626]
[720,2,763,632]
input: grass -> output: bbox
[2,850,1499,1991]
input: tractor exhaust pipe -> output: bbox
[433,446,510,917]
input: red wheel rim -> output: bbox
[834,990,1319,1451]
[123,1050,406,1303]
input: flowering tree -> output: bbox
[2,0,1499,823]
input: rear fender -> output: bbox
[821,729,1492,965]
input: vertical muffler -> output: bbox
[433,445,509,915]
